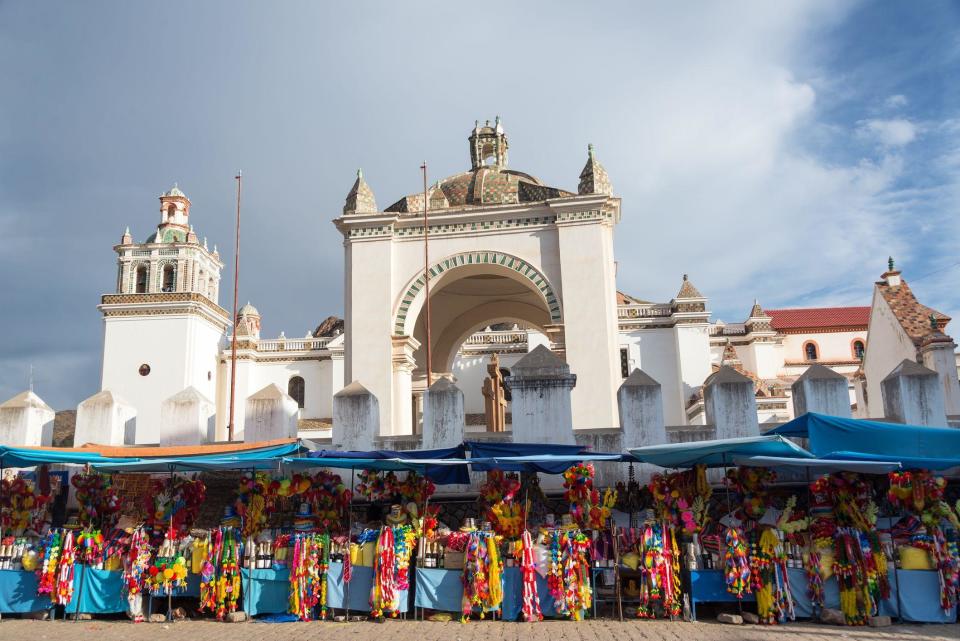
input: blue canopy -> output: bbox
[90,442,304,473]
[0,446,136,469]
[771,412,960,468]
[465,441,589,473]
[629,435,814,469]
[733,455,901,474]
[305,446,469,484]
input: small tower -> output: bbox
[235,302,262,340]
[98,184,229,442]
[578,144,613,196]
[343,169,378,215]
[469,117,509,170]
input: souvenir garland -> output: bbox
[199,527,242,620]
[71,471,121,530]
[0,476,53,535]
[725,466,776,520]
[546,529,592,620]
[563,463,616,530]
[289,533,329,620]
[144,476,206,538]
[634,522,682,618]
[519,530,542,621]
[123,527,152,597]
[480,471,524,538]
[750,528,794,624]
[723,527,751,598]
[648,466,712,534]
[461,530,502,619]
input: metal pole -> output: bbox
[345,468,354,621]
[420,163,432,387]
[167,467,174,621]
[227,171,242,441]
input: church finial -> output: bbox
[930,313,940,330]
[683,273,688,281]
[357,168,363,179]
[588,143,594,159]
[888,256,895,272]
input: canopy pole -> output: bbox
[345,468,354,622]
[245,466,254,619]
[167,466,174,621]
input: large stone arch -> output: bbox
[393,251,562,337]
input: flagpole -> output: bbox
[228,171,242,441]
[421,163,432,387]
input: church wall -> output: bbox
[101,313,220,443]
[674,324,713,424]
[619,328,684,425]
[781,331,866,366]
[863,288,916,418]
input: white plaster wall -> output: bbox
[0,402,54,447]
[101,313,221,443]
[922,344,960,416]
[619,329,684,425]
[863,289,916,418]
[675,324,713,424]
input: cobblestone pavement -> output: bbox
[0,619,956,641]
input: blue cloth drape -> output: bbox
[466,442,587,473]
[326,562,408,613]
[0,570,49,613]
[240,567,290,617]
[64,565,126,614]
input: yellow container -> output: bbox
[899,546,933,571]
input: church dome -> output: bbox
[238,302,260,317]
[162,183,187,198]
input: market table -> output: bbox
[240,562,410,617]
[64,565,127,615]
[0,569,52,614]
[146,574,202,617]
[413,566,568,621]
[689,567,956,623]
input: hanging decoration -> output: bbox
[357,470,400,503]
[370,526,397,618]
[519,530,542,622]
[123,527,152,598]
[36,530,62,598]
[0,476,53,535]
[725,466,776,520]
[648,465,712,534]
[146,537,189,595]
[199,527,242,620]
[289,533,329,620]
[54,529,76,606]
[71,471,121,530]
[76,529,105,566]
[634,522,682,619]
[461,530,502,619]
[563,463,616,530]
[749,528,794,624]
[479,471,524,538]
[723,527,751,599]
[545,529,592,620]
[144,476,206,538]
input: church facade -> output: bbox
[80,120,960,446]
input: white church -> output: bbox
[4,120,958,449]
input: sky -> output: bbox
[1,1,958,410]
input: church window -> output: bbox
[139,364,151,376]
[852,340,865,360]
[135,265,148,293]
[288,376,305,409]
[162,264,176,292]
[620,348,630,378]
[804,341,818,361]
[166,204,176,220]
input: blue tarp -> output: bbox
[0,446,136,469]
[771,412,960,469]
[466,441,589,473]
[629,435,814,469]
[90,443,304,473]
[733,455,901,474]
[306,446,469,484]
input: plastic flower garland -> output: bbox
[146,549,189,595]
[480,471,524,538]
[144,476,206,538]
[123,527,152,597]
[289,533,329,620]
[648,466,711,534]
[546,529,592,620]
[519,530,542,621]
[724,466,776,520]
[563,463,616,530]
[71,471,121,530]
[36,530,63,598]
[461,530,502,620]
[724,527,751,598]
[76,530,105,565]
[199,527,242,620]
[0,476,52,535]
[634,522,682,619]
[750,528,794,624]
[356,470,400,502]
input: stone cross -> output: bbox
[482,354,507,432]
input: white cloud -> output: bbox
[856,118,918,147]
[884,94,909,109]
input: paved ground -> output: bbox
[0,619,955,641]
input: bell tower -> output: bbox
[97,184,230,443]
[469,116,509,169]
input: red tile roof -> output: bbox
[875,276,950,345]
[767,306,870,331]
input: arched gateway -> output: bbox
[334,119,622,438]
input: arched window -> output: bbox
[166,204,176,220]
[288,376,305,409]
[208,277,215,299]
[804,341,818,361]
[853,340,865,360]
[161,264,176,292]
[196,269,204,292]
[135,265,148,293]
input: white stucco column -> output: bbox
[333,381,379,451]
[0,391,55,447]
[390,335,420,436]
[791,363,852,418]
[703,366,758,439]
[343,235,395,439]
[422,378,464,449]
[160,386,216,446]
[555,208,620,429]
[75,390,137,446]
[920,333,960,417]
[881,359,947,426]
[506,345,577,444]
[243,383,299,442]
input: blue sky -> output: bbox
[1,1,958,409]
